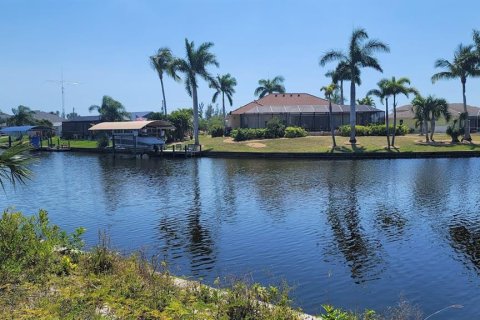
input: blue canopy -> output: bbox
[0,126,53,134]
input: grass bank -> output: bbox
[197,133,480,153]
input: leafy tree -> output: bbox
[368,79,392,149]
[387,77,417,146]
[198,102,204,119]
[150,47,179,115]
[431,43,479,141]
[205,103,214,120]
[66,112,79,120]
[320,83,338,147]
[0,142,31,189]
[89,96,129,122]
[320,28,390,143]
[7,105,36,126]
[168,108,193,141]
[36,119,53,128]
[174,39,219,145]
[254,76,285,98]
[210,73,237,132]
[356,95,375,106]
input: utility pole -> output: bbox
[46,71,79,119]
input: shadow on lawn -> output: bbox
[329,143,399,153]
[414,140,480,150]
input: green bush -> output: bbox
[0,210,84,283]
[284,126,307,138]
[210,124,224,138]
[338,124,409,137]
[96,134,109,148]
[231,128,266,141]
[265,117,285,138]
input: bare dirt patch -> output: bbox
[223,138,235,144]
[246,142,266,148]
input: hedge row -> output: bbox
[338,124,409,137]
[231,126,307,141]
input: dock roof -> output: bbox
[88,120,175,131]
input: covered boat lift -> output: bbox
[0,125,55,148]
[88,120,175,155]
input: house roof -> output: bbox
[231,93,383,114]
[88,120,175,131]
[66,115,101,122]
[395,103,480,118]
[130,111,154,121]
[33,111,65,123]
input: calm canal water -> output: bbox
[2,152,480,318]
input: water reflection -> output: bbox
[325,161,384,283]
[449,220,480,272]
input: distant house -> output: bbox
[33,111,65,136]
[130,111,154,121]
[228,93,385,131]
[395,103,480,132]
[62,116,101,139]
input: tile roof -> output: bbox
[231,93,383,114]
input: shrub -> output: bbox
[231,128,266,141]
[265,117,285,138]
[96,134,109,148]
[447,119,461,143]
[338,124,409,137]
[210,124,224,137]
[284,126,307,138]
[0,210,84,283]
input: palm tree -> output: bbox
[150,47,179,115]
[431,43,479,141]
[320,28,390,143]
[174,39,219,145]
[320,83,338,147]
[412,95,432,142]
[210,73,237,132]
[7,105,36,126]
[89,96,129,122]
[356,95,375,107]
[388,77,417,147]
[0,142,32,189]
[254,76,285,98]
[427,97,450,141]
[368,79,392,149]
[325,61,360,105]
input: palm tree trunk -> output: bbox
[340,80,344,105]
[160,75,167,115]
[462,80,471,141]
[392,94,397,147]
[349,79,356,143]
[222,92,226,134]
[424,121,429,142]
[385,98,390,150]
[192,86,200,145]
[329,99,336,147]
[430,117,435,141]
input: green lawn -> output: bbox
[195,133,480,153]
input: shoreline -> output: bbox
[38,146,480,160]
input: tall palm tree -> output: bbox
[388,77,417,146]
[356,95,375,107]
[150,47,179,115]
[0,142,32,189]
[412,95,432,142]
[254,76,285,98]
[325,61,360,105]
[89,96,129,122]
[320,28,390,143]
[210,73,237,132]
[7,105,36,126]
[174,38,219,145]
[320,83,338,147]
[368,79,392,149]
[427,97,451,141]
[431,43,479,141]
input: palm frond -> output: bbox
[431,71,456,83]
[319,50,346,66]
[0,142,33,190]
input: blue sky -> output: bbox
[1,0,480,116]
